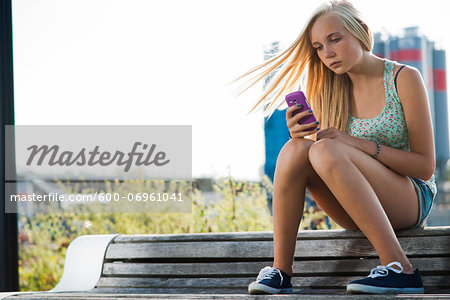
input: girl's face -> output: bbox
[310,13,364,74]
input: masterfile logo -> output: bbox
[5,125,193,214]
[25,142,170,172]
[6,125,191,180]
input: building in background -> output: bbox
[263,27,449,216]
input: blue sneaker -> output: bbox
[248,266,293,294]
[347,262,424,294]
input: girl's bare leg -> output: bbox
[271,138,419,276]
[271,139,311,275]
[308,138,419,273]
[272,138,358,275]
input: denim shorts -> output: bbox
[407,177,435,229]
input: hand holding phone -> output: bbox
[285,91,318,131]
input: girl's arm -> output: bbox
[352,66,435,181]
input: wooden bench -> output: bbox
[1,227,450,299]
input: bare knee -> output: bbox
[278,138,315,169]
[308,138,342,172]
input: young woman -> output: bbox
[236,0,436,295]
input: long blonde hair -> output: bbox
[234,0,373,132]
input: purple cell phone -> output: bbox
[285,91,318,130]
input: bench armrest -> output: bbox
[51,234,118,292]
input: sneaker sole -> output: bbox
[347,283,424,294]
[248,282,293,294]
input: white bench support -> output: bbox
[0,234,118,299]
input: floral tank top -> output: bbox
[346,59,437,198]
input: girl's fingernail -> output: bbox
[297,104,302,107]
[316,127,320,130]
[308,110,313,113]
[315,121,319,124]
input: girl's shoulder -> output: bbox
[387,59,420,81]
[391,60,427,109]
[393,63,423,91]
[382,59,423,104]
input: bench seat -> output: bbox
[2,226,450,299]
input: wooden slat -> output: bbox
[105,235,450,260]
[96,276,342,289]
[112,227,450,243]
[91,288,450,298]
[95,275,450,289]
[102,257,450,277]
[7,291,450,299]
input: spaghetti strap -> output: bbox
[394,65,406,91]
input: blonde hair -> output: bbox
[235,0,373,132]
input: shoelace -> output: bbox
[256,266,273,281]
[257,267,284,282]
[368,261,403,278]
